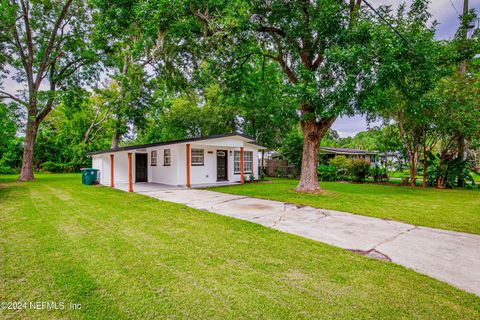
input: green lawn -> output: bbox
[388,171,421,179]
[388,171,480,183]
[208,178,480,235]
[474,172,480,183]
[0,174,479,319]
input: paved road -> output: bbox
[118,184,480,296]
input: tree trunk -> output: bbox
[18,115,39,181]
[457,133,465,187]
[111,127,121,149]
[422,141,427,188]
[295,111,335,193]
[408,148,417,188]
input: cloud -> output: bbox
[375,0,479,40]
[331,115,382,138]
[333,0,479,137]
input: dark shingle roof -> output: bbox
[320,147,377,155]
[87,133,266,156]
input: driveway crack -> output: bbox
[372,226,418,251]
[217,196,250,204]
[272,206,289,227]
[272,214,284,227]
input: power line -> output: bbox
[361,0,414,49]
[449,0,460,16]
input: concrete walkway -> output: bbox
[131,187,480,296]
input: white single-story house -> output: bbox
[88,133,266,191]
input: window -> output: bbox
[164,149,171,166]
[191,148,204,166]
[244,151,253,173]
[151,150,157,166]
[234,151,253,174]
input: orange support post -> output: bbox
[110,154,115,188]
[128,152,133,192]
[240,146,244,184]
[186,144,191,187]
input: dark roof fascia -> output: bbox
[320,147,378,155]
[87,133,262,156]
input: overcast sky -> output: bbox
[332,0,480,137]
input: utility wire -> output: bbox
[449,0,461,16]
[361,0,414,49]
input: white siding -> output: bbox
[188,145,216,185]
[90,136,262,187]
[92,152,132,185]
[229,146,258,183]
[147,144,181,185]
[186,144,259,186]
[92,156,103,183]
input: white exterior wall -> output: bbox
[146,144,181,185]
[188,145,218,185]
[229,146,258,183]
[92,152,134,185]
[188,144,259,186]
[92,157,103,183]
[91,136,262,187]
[169,142,260,186]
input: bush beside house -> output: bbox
[318,156,387,183]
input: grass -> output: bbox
[388,171,480,183]
[474,172,480,183]
[388,171,421,179]
[208,178,480,235]
[0,174,478,319]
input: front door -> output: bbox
[135,153,148,182]
[217,150,227,181]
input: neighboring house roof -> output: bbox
[320,147,377,155]
[377,151,403,157]
[87,133,266,156]
[258,151,280,159]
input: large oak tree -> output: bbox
[94,0,378,192]
[203,0,377,192]
[0,0,98,181]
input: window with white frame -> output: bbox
[164,149,171,166]
[234,151,253,174]
[151,150,157,166]
[244,151,253,173]
[191,148,204,166]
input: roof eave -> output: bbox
[87,133,263,156]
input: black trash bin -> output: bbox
[81,168,99,185]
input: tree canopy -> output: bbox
[0,0,478,191]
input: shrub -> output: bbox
[426,155,475,188]
[370,164,389,182]
[317,164,337,181]
[328,156,351,180]
[259,171,265,180]
[279,129,303,171]
[288,167,300,179]
[274,166,286,177]
[41,161,62,172]
[40,161,78,173]
[349,159,371,182]
[0,165,16,174]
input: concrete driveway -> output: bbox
[131,188,480,296]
